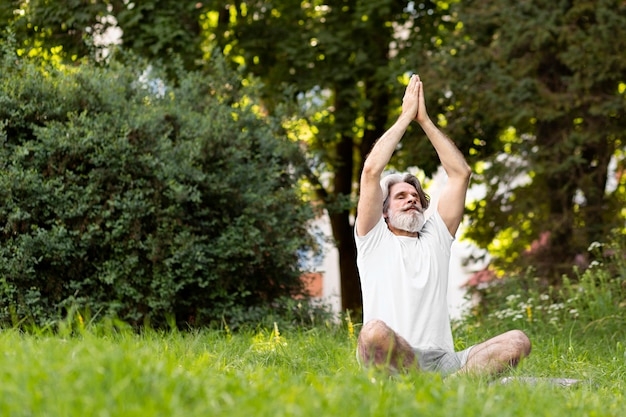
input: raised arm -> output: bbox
[415,77,472,236]
[356,75,420,237]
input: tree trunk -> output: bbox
[334,80,389,313]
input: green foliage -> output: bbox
[435,0,626,281]
[111,0,205,71]
[0,49,317,328]
[1,0,110,60]
[212,0,457,172]
[460,232,626,341]
[1,1,205,69]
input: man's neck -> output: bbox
[387,224,419,238]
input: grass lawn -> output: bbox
[1,316,625,417]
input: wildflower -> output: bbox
[587,241,603,252]
[251,323,287,353]
[506,294,521,303]
[222,318,232,341]
[540,294,550,301]
[526,305,532,323]
[345,314,355,340]
[548,303,564,311]
[273,322,282,345]
[590,260,600,268]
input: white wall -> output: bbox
[308,213,342,314]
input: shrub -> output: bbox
[458,231,626,338]
[0,49,317,328]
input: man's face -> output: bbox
[385,182,425,233]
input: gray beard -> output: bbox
[388,208,425,233]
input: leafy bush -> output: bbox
[0,49,317,328]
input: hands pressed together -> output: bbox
[401,74,429,125]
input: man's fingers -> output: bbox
[407,76,418,97]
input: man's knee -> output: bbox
[357,320,416,371]
[510,329,531,356]
[357,320,393,363]
[505,329,532,363]
[358,320,393,345]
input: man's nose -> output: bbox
[408,196,422,210]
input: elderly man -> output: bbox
[355,74,531,376]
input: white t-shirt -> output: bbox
[355,212,455,351]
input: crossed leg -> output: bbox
[357,319,532,376]
[460,329,532,375]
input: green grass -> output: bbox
[1,315,625,417]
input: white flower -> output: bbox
[506,294,521,302]
[587,241,603,252]
[548,303,564,311]
[589,260,601,269]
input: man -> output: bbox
[355,74,531,376]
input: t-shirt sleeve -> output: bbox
[354,216,387,255]
[428,210,455,248]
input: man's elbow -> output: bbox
[462,163,472,180]
[361,161,383,180]
[451,163,472,182]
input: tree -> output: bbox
[1,0,205,69]
[432,0,626,282]
[1,0,110,60]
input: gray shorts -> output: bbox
[355,345,474,376]
[415,346,474,376]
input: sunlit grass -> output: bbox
[1,312,625,417]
